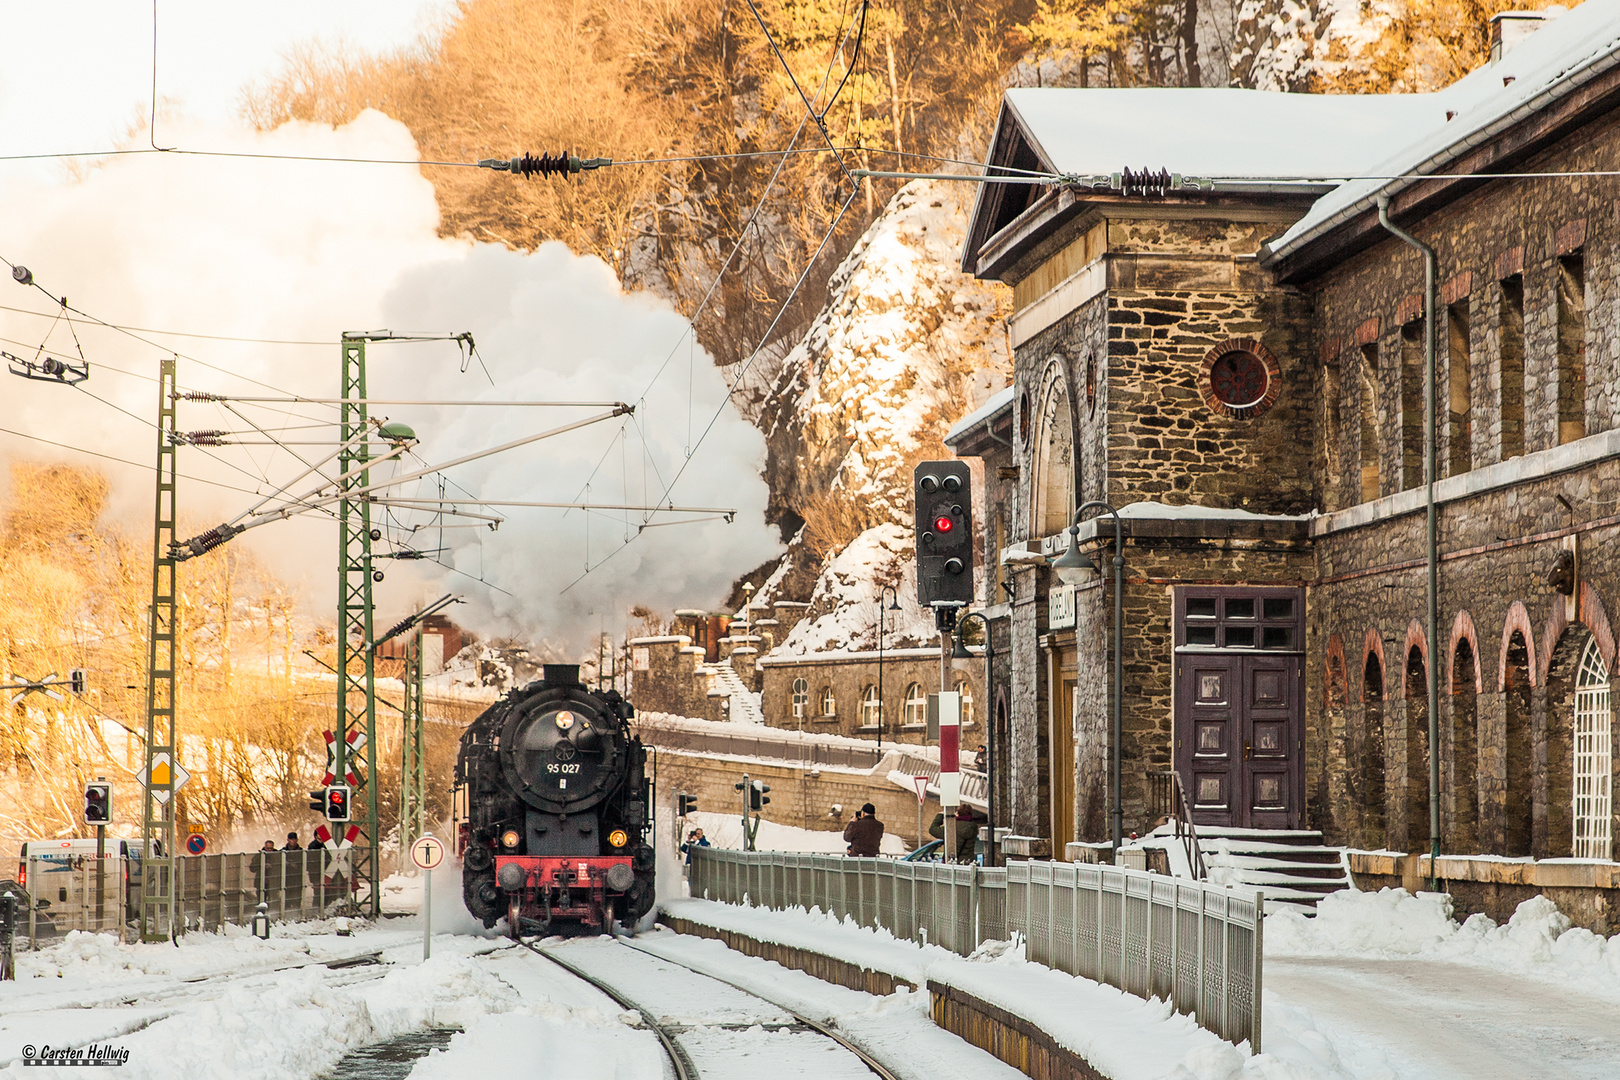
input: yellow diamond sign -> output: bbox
[137,752,191,805]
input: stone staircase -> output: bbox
[1148,825,1353,915]
[706,663,765,725]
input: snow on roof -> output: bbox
[944,384,1014,445]
[1003,87,1441,181]
[1269,0,1620,257]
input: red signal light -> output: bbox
[934,516,953,532]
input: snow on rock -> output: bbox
[764,178,1010,529]
[770,523,940,655]
[1267,887,1620,999]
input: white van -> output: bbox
[17,837,160,914]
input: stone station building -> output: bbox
[958,5,1620,887]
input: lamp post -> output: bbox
[952,612,997,866]
[876,585,901,751]
[1049,501,1125,856]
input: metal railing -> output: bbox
[688,847,1262,1049]
[883,748,989,809]
[22,848,373,943]
[1148,770,1208,880]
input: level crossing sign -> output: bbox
[410,835,445,872]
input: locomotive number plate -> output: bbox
[546,763,582,774]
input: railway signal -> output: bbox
[913,461,974,610]
[677,793,698,816]
[735,775,768,852]
[323,785,352,823]
[748,780,771,812]
[83,782,111,825]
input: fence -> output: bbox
[688,848,1263,1049]
[643,725,885,770]
[21,847,374,944]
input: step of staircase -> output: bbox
[1147,823,1353,914]
[707,664,765,725]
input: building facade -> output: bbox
[960,7,1620,864]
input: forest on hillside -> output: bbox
[244,0,1567,399]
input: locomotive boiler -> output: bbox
[453,664,655,935]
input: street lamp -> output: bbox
[1049,501,1125,856]
[876,585,901,752]
[952,613,997,866]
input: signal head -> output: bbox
[934,515,954,533]
[943,474,962,493]
[918,474,940,494]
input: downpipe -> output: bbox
[1377,195,1442,890]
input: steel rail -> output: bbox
[613,937,901,1080]
[519,939,697,1080]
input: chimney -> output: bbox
[1490,9,1559,62]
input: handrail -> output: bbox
[1150,770,1207,880]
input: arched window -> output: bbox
[955,679,974,727]
[1573,638,1612,860]
[903,682,926,727]
[861,685,880,729]
[791,677,808,720]
[820,685,835,717]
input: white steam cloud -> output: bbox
[0,111,779,647]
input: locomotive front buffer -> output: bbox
[495,853,636,932]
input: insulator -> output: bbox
[11,266,32,285]
[510,151,574,179]
[176,522,243,560]
[180,392,223,402]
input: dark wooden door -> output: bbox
[1176,654,1302,829]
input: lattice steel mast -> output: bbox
[140,358,179,941]
[399,626,426,857]
[335,334,379,916]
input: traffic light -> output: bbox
[324,785,351,823]
[308,789,327,815]
[83,782,111,825]
[749,780,771,811]
[68,669,86,695]
[677,793,698,816]
[913,461,974,606]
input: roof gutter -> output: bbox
[1263,40,1620,267]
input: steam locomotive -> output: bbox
[453,664,655,936]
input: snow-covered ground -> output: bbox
[680,810,909,856]
[8,866,1618,1080]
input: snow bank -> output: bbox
[681,811,907,856]
[663,897,1364,1080]
[1267,888,1620,1000]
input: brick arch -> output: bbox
[1497,600,1538,691]
[1403,619,1429,697]
[1576,579,1616,677]
[1325,633,1348,709]
[1448,610,1483,695]
[1360,628,1387,702]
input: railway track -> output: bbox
[519,935,900,1080]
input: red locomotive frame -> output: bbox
[495,854,632,931]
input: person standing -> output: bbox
[680,828,710,864]
[929,804,987,863]
[282,832,302,851]
[843,803,884,857]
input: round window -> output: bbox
[1199,338,1282,419]
[1209,351,1268,409]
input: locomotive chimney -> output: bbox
[543,664,582,685]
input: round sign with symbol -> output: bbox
[409,835,444,871]
[185,834,206,855]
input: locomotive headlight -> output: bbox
[608,829,629,848]
[500,828,521,849]
[555,710,576,730]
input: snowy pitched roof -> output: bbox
[1267,0,1620,260]
[1002,87,1439,181]
[944,385,1014,446]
